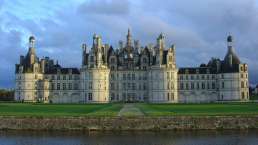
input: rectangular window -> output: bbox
[186,83,189,90]
[197,82,200,90]
[51,83,55,90]
[74,83,79,90]
[127,74,131,80]
[171,83,174,89]
[127,83,131,89]
[202,82,205,89]
[191,83,194,90]
[89,82,92,90]
[191,75,194,80]
[241,81,245,88]
[69,83,72,90]
[111,83,115,90]
[57,83,60,90]
[180,83,184,90]
[63,83,66,90]
[111,74,115,80]
[88,93,92,101]
[132,83,136,90]
[123,83,126,89]
[143,83,147,90]
[212,82,216,89]
[132,74,135,80]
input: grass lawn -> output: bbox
[0,102,257,117]
[0,103,123,117]
[137,102,258,116]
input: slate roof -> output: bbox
[45,68,80,74]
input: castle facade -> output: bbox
[15,30,249,103]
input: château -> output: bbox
[15,29,249,103]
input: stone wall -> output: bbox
[0,116,257,131]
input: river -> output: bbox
[0,130,257,145]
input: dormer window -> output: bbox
[68,69,72,74]
[90,56,94,62]
[143,58,147,63]
[169,56,172,62]
[111,58,115,63]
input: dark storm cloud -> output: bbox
[0,0,257,88]
[0,26,23,88]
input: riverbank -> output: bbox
[0,116,257,131]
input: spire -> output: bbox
[126,28,132,47]
[28,36,36,54]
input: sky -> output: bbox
[0,0,258,88]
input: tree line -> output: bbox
[0,89,14,101]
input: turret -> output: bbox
[27,36,37,65]
[156,33,165,65]
[40,59,45,73]
[92,34,104,67]
[29,36,35,49]
[224,35,240,68]
[157,33,165,50]
[82,43,87,65]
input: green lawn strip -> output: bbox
[0,102,257,117]
[87,103,123,116]
[0,103,114,117]
[137,102,258,116]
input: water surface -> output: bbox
[0,130,257,145]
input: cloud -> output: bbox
[0,0,258,88]
[78,0,130,15]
